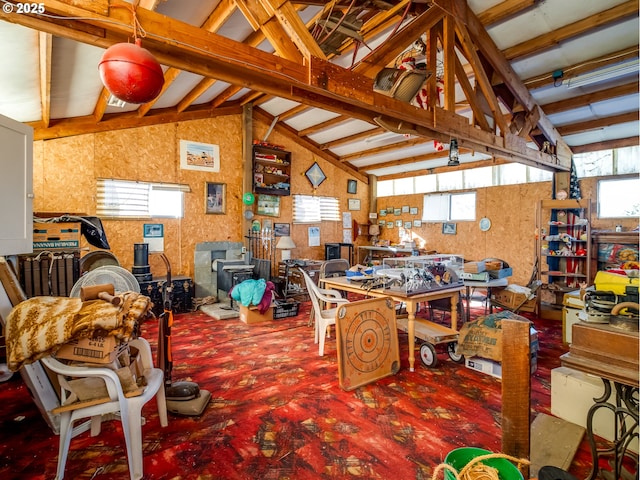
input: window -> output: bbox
[422,192,476,222]
[97,179,189,218]
[597,177,640,218]
[293,195,340,223]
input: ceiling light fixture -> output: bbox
[107,95,127,108]
[364,131,411,144]
[447,139,459,166]
[566,58,639,89]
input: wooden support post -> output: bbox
[501,318,531,479]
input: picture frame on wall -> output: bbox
[181,140,220,172]
[410,207,419,215]
[413,220,422,228]
[257,194,280,217]
[205,182,226,214]
[274,223,290,237]
[347,179,357,194]
[348,198,361,211]
[402,205,409,213]
[442,222,457,235]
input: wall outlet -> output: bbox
[241,246,247,254]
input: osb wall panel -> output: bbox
[34,117,244,281]
[252,120,371,263]
[38,136,96,214]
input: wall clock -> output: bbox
[479,217,491,232]
[305,161,326,189]
[335,297,400,391]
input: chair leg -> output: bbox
[318,322,326,356]
[156,385,168,428]
[55,412,74,480]
[121,406,144,480]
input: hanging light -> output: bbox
[447,138,460,166]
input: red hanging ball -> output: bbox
[98,39,164,104]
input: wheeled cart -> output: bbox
[396,316,463,368]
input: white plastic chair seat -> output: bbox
[41,337,168,480]
[299,268,349,356]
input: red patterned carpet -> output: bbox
[0,301,596,479]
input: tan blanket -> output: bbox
[4,292,152,371]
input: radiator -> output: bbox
[19,252,80,297]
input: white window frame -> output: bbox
[293,195,340,223]
[597,176,640,219]
[422,192,476,222]
[97,179,189,219]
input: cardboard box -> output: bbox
[33,222,81,251]
[239,304,273,324]
[491,288,536,312]
[465,350,538,379]
[55,334,122,364]
[463,261,486,273]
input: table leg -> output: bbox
[450,292,459,330]
[465,286,471,323]
[406,301,417,372]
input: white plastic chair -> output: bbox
[299,268,349,356]
[41,337,168,480]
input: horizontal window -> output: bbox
[97,179,189,218]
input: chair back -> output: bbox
[299,267,323,316]
[320,259,349,279]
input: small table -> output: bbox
[320,276,462,372]
[463,278,508,322]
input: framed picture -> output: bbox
[379,209,387,217]
[347,179,357,194]
[413,220,422,228]
[404,221,412,229]
[402,205,409,213]
[386,207,394,214]
[205,182,226,214]
[410,207,419,215]
[180,140,220,172]
[386,221,394,228]
[257,194,280,217]
[395,219,402,227]
[348,198,361,211]
[393,208,401,216]
[443,222,457,235]
[274,223,290,237]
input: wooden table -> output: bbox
[320,276,462,372]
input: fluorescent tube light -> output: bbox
[566,59,639,89]
[107,94,127,108]
[364,131,411,143]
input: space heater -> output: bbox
[373,68,431,102]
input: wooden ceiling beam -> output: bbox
[476,0,537,26]
[453,54,491,132]
[341,137,431,162]
[297,114,346,136]
[38,32,52,128]
[258,0,326,60]
[502,1,639,61]
[456,0,572,164]
[28,105,242,141]
[570,136,639,154]
[541,81,639,115]
[454,18,507,134]
[353,6,445,77]
[555,111,639,137]
[5,0,561,169]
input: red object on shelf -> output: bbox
[98,39,164,104]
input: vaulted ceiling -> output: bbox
[0,0,638,184]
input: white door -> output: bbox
[0,113,33,255]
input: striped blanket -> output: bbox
[4,292,152,371]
